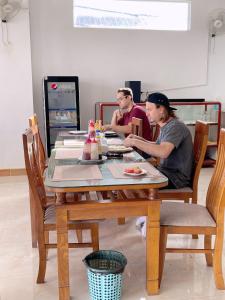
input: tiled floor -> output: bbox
[1,168,225,300]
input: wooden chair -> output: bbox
[152,123,160,142]
[29,114,47,176]
[22,128,99,283]
[159,128,225,289]
[147,123,160,166]
[131,117,143,137]
[29,114,52,247]
[116,117,144,225]
[158,121,209,205]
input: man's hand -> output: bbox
[126,133,138,139]
[113,109,123,122]
[102,124,112,131]
[124,136,135,147]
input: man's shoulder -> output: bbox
[167,118,187,129]
[162,118,188,135]
[132,105,146,116]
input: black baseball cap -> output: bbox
[147,92,177,111]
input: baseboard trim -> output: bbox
[0,168,26,176]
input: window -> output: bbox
[73,0,191,31]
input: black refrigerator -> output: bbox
[43,76,80,156]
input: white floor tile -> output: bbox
[1,168,224,300]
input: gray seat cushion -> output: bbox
[159,187,193,194]
[160,202,216,227]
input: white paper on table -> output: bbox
[107,162,163,179]
[106,138,123,145]
[63,139,84,147]
[55,148,82,159]
[52,165,103,181]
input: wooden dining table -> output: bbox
[45,137,168,300]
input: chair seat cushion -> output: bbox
[159,187,193,194]
[160,202,216,227]
[44,205,99,224]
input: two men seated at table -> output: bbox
[124,92,194,189]
[103,88,152,141]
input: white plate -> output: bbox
[108,145,133,153]
[69,130,87,135]
[104,131,118,137]
[123,168,147,176]
[78,155,107,165]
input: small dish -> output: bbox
[78,156,107,165]
[69,130,87,135]
[123,168,147,176]
[104,131,119,137]
[108,145,133,153]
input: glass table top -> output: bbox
[45,149,168,190]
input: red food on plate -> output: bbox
[133,168,142,174]
[124,166,143,174]
[124,168,135,173]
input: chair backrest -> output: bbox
[152,124,160,142]
[23,128,47,221]
[131,117,143,137]
[206,129,225,223]
[29,114,46,176]
[191,121,209,191]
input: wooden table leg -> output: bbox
[56,206,70,300]
[146,189,160,295]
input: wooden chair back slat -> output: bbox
[29,114,46,176]
[23,128,47,213]
[131,117,143,137]
[206,129,225,221]
[152,124,160,141]
[192,121,209,192]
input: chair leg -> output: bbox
[76,229,83,243]
[213,228,225,289]
[117,218,125,225]
[204,235,213,266]
[44,231,49,259]
[159,227,167,287]
[37,233,47,284]
[29,187,38,248]
[91,224,99,251]
[191,196,198,239]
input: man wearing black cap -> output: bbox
[124,92,194,189]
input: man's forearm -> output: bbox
[131,139,167,158]
[111,124,132,134]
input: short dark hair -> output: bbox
[117,87,133,99]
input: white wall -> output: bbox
[30,0,225,133]
[1,0,225,168]
[0,9,33,169]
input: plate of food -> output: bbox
[78,155,107,165]
[69,130,87,135]
[104,131,119,138]
[123,166,147,176]
[108,145,133,153]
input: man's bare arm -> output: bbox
[124,138,174,159]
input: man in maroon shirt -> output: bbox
[103,88,152,141]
